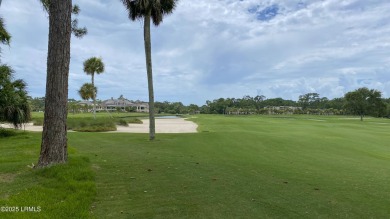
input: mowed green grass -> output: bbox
[0,132,96,219]
[1,115,390,218]
[74,115,390,218]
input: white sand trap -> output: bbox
[0,123,42,131]
[110,118,198,133]
[1,118,198,133]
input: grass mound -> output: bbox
[32,114,144,132]
[33,117,117,132]
[68,117,117,132]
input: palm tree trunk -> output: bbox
[144,9,155,140]
[92,73,96,119]
[38,0,72,167]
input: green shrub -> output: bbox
[33,119,43,126]
[0,127,17,137]
[67,117,117,132]
[117,119,129,127]
[72,125,116,132]
[127,118,143,124]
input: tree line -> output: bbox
[200,89,389,120]
[27,87,390,120]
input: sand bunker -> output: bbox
[112,118,198,133]
[0,118,198,133]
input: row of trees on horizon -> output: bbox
[201,89,389,119]
[28,88,390,119]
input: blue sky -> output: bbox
[1,0,390,105]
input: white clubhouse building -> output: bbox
[100,97,149,112]
[78,97,149,113]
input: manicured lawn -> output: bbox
[1,115,390,218]
[0,131,95,219]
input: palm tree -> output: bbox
[83,57,104,118]
[78,83,96,102]
[0,65,31,128]
[120,0,178,140]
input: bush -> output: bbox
[30,116,144,132]
[117,119,129,127]
[33,119,44,126]
[0,127,17,137]
[72,125,116,132]
[114,117,142,125]
[127,118,143,124]
[67,118,117,132]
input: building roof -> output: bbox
[101,98,148,107]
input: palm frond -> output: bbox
[83,57,105,75]
[0,17,11,45]
[121,0,178,26]
[12,79,27,91]
[78,83,97,101]
[121,0,146,21]
[0,64,14,81]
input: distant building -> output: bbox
[263,106,302,111]
[100,97,149,112]
[78,100,93,106]
[75,97,149,113]
[263,106,302,114]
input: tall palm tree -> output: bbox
[83,57,104,118]
[120,0,178,140]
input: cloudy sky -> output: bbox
[1,0,390,105]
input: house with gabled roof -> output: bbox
[100,97,149,112]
